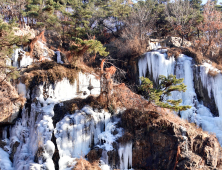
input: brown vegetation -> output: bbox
[20,61,80,88]
[167,47,182,59]
[114,37,148,59]
[72,158,101,170]
[87,149,103,163]
[20,59,99,89]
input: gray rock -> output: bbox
[165,36,191,48]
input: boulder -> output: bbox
[0,80,25,124]
[13,25,35,39]
[165,36,191,48]
[33,41,55,60]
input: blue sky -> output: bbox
[202,0,222,4]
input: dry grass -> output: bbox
[72,158,101,170]
[166,47,222,72]
[20,61,79,87]
[117,131,133,144]
[166,47,204,64]
[86,149,102,163]
[208,69,219,77]
[181,47,204,64]
[114,37,148,59]
[20,60,98,88]
[167,47,182,58]
[60,96,103,114]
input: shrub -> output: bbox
[139,75,191,111]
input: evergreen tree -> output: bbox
[0,19,29,82]
[189,0,202,10]
[140,75,191,111]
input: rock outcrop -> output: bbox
[33,41,55,60]
[165,36,191,48]
[13,25,35,40]
[121,108,222,170]
[0,80,25,124]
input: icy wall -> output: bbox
[138,50,222,145]
[0,70,132,170]
[10,40,53,68]
[11,48,34,68]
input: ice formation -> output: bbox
[0,35,135,170]
[149,42,162,51]
[0,148,13,170]
[10,41,53,68]
[0,70,102,169]
[56,51,64,64]
[138,50,222,145]
[0,67,133,170]
[11,47,34,67]
[118,143,132,170]
[55,106,111,168]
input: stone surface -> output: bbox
[121,109,222,170]
[10,140,20,161]
[13,25,35,39]
[33,41,54,60]
[165,36,191,48]
[0,80,25,124]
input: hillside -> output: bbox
[0,0,222,169]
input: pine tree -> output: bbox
[0,19,29,82]
[140,75,191,111]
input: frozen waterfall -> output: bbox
[138,50,222,145]
[0,69,132,170]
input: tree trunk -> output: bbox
[181,35,184,47]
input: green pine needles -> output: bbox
[140,74,191,111]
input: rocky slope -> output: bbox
[121,108,222,170]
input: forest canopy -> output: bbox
[0,0,222,65]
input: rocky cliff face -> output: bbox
[121,108,222,170]
[0,80,25,124]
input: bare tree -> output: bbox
[165,0,197,46]
[122,0,157,42]
[0,0,27,27]
[198,1,222,57]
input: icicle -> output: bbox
[12,48,20,67]
[118,142,132,170]
[2,127,7,139]
[56,51,64,64]
[0,148,13,170]
[17,83,26,97]
[55,106,111,168]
